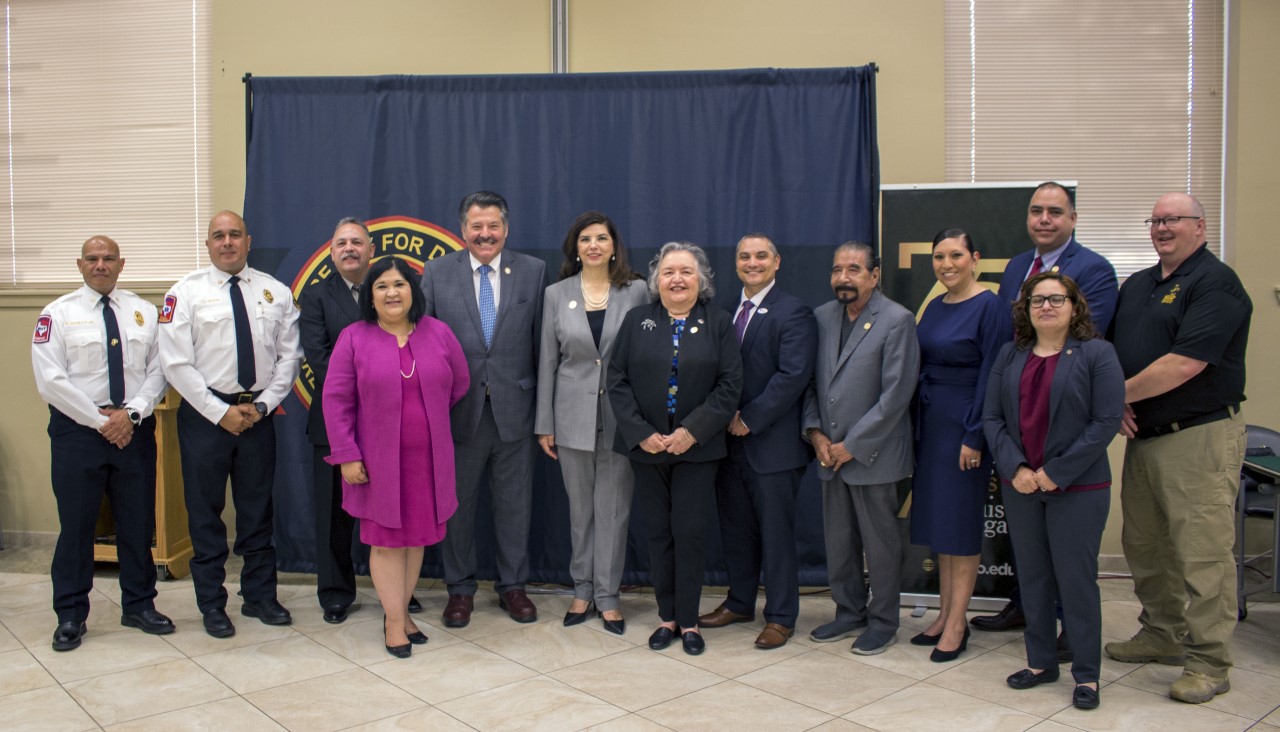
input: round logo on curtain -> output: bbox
[290,215,464,407]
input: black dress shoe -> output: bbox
[563,602,594,627]
[203,609,236,638]
[323,605,349,624]
[909,630,942,646]
[969,601,1026,632]
[52,621,86,651]
[1072,684,1100,710]
[648,626,675,650]
[241,598,292,626]
[600,613,626,636]
[681,630,706,656]
[930,627,970,663]
[121,609,175,635]
[1007,667,1060,689]
[407,595,422,614]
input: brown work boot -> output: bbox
[1103,635,1185,665]
[1169,670,1230,703]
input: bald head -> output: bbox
[206,210,252,274]
[78,235,124,295]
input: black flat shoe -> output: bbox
[1073,684,1100,710]
[52,621,86,651]
[681,630,705,655]
[648,626,675,650]
[909,630,942,646]
[1007,667,1060,689]
[384,616,412,658]
[930,627,970,663]
[407,595,422,614]
[564,601,594,627]
[406,627,428,645]
[600,613,626,636]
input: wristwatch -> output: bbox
[125,408,142,426]
[254,402,268,418]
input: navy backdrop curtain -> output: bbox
[243,66,878,586]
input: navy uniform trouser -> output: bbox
[177,400,278,613]
[49,408,158,623]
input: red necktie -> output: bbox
[1027,256,1044,280]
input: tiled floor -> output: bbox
[3,556,1279,731]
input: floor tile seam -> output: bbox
[433,673,627,721]
[63,675,239,729]
[909,680,1056,722]
[172,624,311,660]
[1108,672,1280,724]
[1233,625,1280,641]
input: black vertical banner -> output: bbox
[880,182,1076,602]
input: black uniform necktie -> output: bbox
[100,295,125,406]
[228,275,257,391]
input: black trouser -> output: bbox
[177,400,278,613]
[312,444,359,609]
[633,459,718,630]
[49,408,158,623]
[715,438,803,627]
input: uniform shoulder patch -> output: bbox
[33,314,52,343]
[159,295,177,324]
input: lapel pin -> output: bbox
[1066,348,1072,355]
[757,307,768,314]
[864,322,871,330]
[690,326,699,333]
[697,318,704,324]
[642,318,656,331]
[569,300,578,309]
[1051,265,1060,273]
[110,338,119,347]
[504,267,511,275]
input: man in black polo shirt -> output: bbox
[1105,193,1251,704]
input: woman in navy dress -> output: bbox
[910,228,1011,662]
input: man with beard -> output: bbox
[803,241,919,655]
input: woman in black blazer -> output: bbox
[983,272,1124,710]
[608,241,742,656]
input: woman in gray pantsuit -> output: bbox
[536,211,649,634]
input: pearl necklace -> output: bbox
[580,279,609,309]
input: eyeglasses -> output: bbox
[1028,294,1069,309]
[1144,215,1201,229]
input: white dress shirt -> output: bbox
[32,285,168,429]
[158,265,302,424]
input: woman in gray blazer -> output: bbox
[983,272,1124,711]
[536,211,649,634]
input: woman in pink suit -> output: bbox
[323,256,469,658]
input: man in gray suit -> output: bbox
[803,241,919,656]
[420,191,547,627]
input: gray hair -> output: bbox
[334,216,371,241]
[834,240,879,270]
[458,190,510,228]
[647,241,716,302]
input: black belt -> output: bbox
[210,389,262,405]
[1137,405,1238,440]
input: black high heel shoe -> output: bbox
[909,630,942,646]
[564,601,595,627]
[599,611,626,636]
[406,623,428,645]
[384,615,411,659]
[930,627,969,663]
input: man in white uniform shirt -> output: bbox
[32,236,172,651]
[159,210,302,638]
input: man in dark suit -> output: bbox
[420,191,547,627]
[803,241,919,656]
[973,181,1118,636]
[698,234,816,650]
[300,217,423,624]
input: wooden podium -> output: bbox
[93,392,193,580]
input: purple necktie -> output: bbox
[735,301,754,344]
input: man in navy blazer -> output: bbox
[698,234,817,650]
[975,182,1119,635]
[420,191,547,628]
[299,217,373,625]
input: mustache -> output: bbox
[834,285,859,299]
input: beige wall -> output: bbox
[1,0,1274,564]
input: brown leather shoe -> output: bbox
[754,623,794,650]
[698,604,754,628]
[499,589,538,623]
[442,594,474,628]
